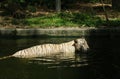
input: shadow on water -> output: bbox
[86,29,120,79]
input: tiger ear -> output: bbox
[72,43,75,46]
[74,39,78,43]
[72,39,77,46]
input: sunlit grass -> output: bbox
[23,13,102,28]
[11,12,120,28]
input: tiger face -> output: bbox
[73,38,89,52]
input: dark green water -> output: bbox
[0,37,120,79]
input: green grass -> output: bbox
[22,12,102,28]
[102,19,120,27]
[11,12,120,28]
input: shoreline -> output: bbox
[0,27,120,37]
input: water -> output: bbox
[0,36,120,79]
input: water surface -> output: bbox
[0,37,120,79]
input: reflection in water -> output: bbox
[28,53,88,68]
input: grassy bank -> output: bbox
[1,12,120,28]
[10,12,102,28]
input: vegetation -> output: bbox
[0,0,120,28]
[23,13,102,28]
[4,12,119,28]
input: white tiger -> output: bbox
[0,38,89,60]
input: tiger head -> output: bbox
[73,38,89,52]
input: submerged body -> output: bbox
[13,41,75,58]
[0,38,89,60]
